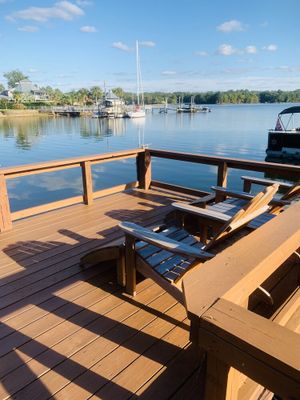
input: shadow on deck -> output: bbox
[0,188,205,400]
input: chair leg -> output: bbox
[125,235,137,296]
[117,244,126,287]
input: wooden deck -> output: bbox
[0,187,205,400]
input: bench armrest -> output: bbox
[198,299,300,398]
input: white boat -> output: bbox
[126,107,145,118]
[126,41,146,118]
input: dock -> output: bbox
[40,106,94,117]
[0,148,299,399]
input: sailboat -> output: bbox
[126,41,146,118]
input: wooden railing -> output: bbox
[0,149,145,232]
[1,147,300,232]
[149,148,300,187]
[183,201,300,399]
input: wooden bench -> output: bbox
[183,201,300,399]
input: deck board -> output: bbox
[0,188,204,400]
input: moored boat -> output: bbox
[266,106,300,159]
[126,106,146,118]
[92,90,126,118]
[176,96,211,113]
[125,41,146,119]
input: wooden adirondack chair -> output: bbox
[119,184,279,303]
[191,177,300,230]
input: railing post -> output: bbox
[0,174,12,232]
[216,162,228,202]
[217,161,228,187]
[81,161,93,205]
[137,150,152,190]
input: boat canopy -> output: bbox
[279,106,300,115]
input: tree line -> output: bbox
[1,70,300,108]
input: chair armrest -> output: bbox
[172,202,231,223]
[241,175,293,190]
[119,222,214,260]
[212,186,291,207]
[211,186,254,201]
[190,193,216,207]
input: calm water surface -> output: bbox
[0,103,291,211]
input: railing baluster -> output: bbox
[0,174,12,232]
[81,161,93,205]
[137,150,152,190]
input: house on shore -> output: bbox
[0,79,49,102]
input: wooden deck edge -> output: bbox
[11,182,139,222]
[93,181,139,199]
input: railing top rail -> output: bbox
[2,147,300,178]
[149,148,300,175]
[0,148,144,177]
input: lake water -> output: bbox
[0,103,292,211]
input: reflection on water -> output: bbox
[0,117,48,150]
[80,118,126,140]
[0,104,298,211]
[265,155,300,166]
[265,155,300,183]
[0,116,130,151]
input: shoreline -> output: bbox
[0,109,42,118]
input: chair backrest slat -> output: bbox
[204,184,279,250]
[281,182,300,201]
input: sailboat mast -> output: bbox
[136,40,140,106]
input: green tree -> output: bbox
[112,87,125,99]
[90,86,103,102]
[3,70,28,88]
[0,83,5,92]
[76,88,89,105]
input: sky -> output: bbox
[0,0,299,93]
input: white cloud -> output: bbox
[217,19,245,32]
[18,25,39,32]
[194,51,208,56]
[263,44,277,52]
[80,25,97,32]
[76,0,92,6]
[28,68,39,73]
[7,1,84,22]
[139,41,156,47]
[112,41,132,52]
[245,45,257,54]
[217,44,237,56]
[161,70,176,75]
